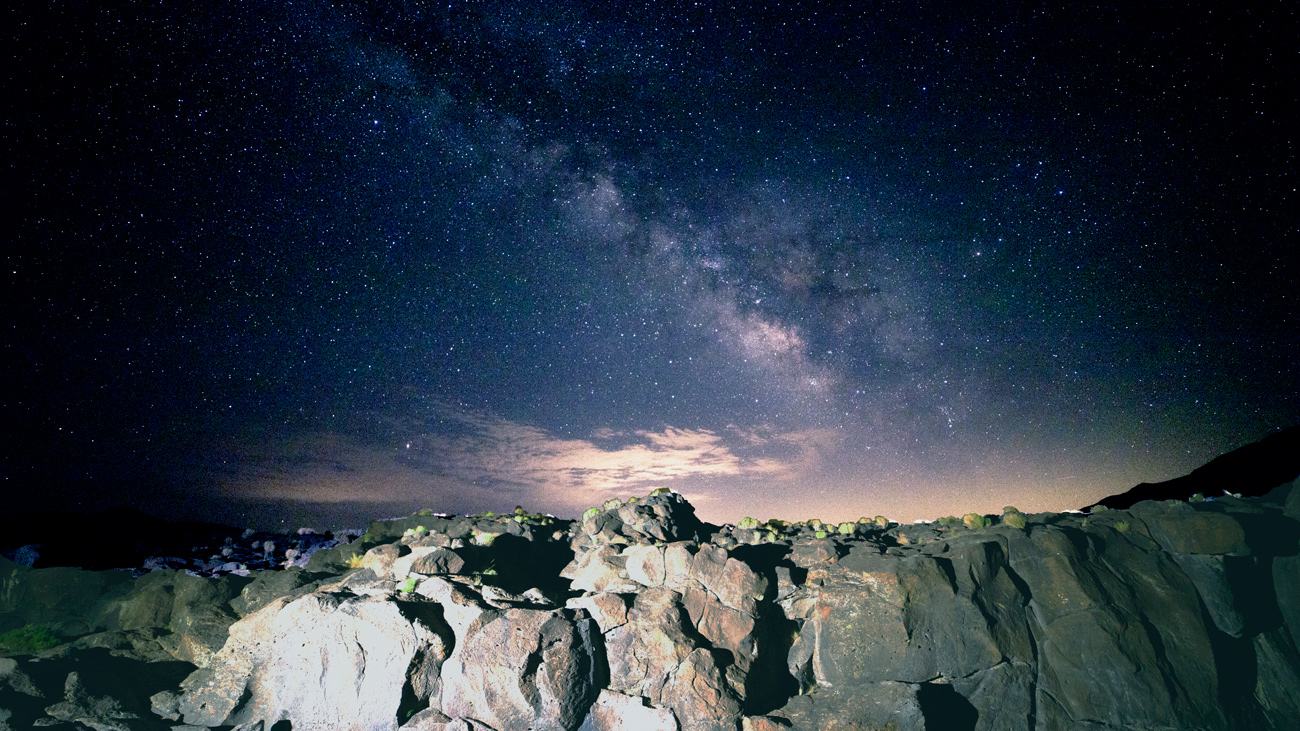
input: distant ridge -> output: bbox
[1087,425,1300,511]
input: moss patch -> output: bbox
[0,624,61,654]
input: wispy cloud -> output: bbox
[403,412,749,497]
[214,407,836,517]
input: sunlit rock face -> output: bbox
[2,482,1299,730]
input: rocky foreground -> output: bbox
[2,483,1299,730]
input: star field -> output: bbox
[4,0,1297,529]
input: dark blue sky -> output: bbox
[4,0,1296,530]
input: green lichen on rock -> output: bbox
[0,625,61,654]
[582,507,601,522]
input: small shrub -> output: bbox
[471,561,499,586]
[1114,521,1130,532]
[649,487,672,496]
[348,553,366,569]
[837,522,855,535]
[602,498,623,511]
[814,530,828,539]
[1190,493,1205,503]
[873,515,890,528]
[1002,505,1021,514]
[582,507,601,522]
[1003,512,1027,529]
[737,516,760,529]
[0,625,61,654]
[937,515,961,527]
[1092,505,1110,513]
[416,508,433,516]
[963,513,989,530]
[808,519,824,530]
[398,576,418,593]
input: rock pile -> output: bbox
[2,483,1300,730]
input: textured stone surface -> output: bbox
[1130,500,1249,555]
[776,681,926,730]
[441,607,600,731]
[562,545,640,594]
[178,590,452,731]
[588,689,677,731]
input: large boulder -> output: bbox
[0,557,134,637]
[604,588,742,731]
[439,606,601,731]
[788,537,1031,692]
[1007,523,1225,730]
[177,584,453,730]
[99,570,176,632]
[155,571,249,668]
[229,567,320,617]
[571,492,710,554]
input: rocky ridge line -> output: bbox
[1,484,1299,730]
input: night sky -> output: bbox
[4,0,1297,531]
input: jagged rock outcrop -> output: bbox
[2,474,1299,730]
[177,573,455,730]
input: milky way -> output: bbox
[5,0,1297,529]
